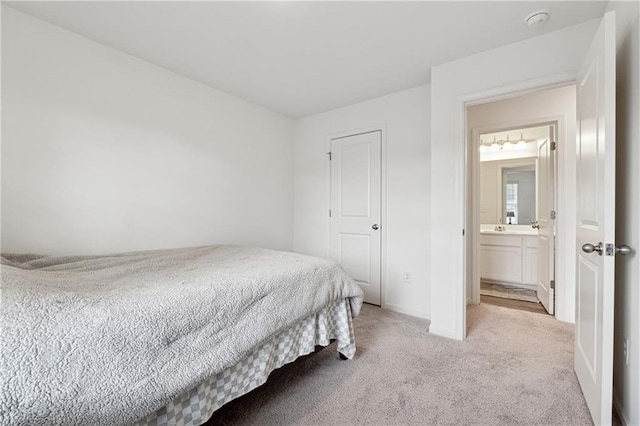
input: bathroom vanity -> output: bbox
[479,227,538,289]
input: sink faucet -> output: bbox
[494,225,505,232]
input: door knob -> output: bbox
[372,224,379,230]
[582,242,603,255]
[616,245,632,255]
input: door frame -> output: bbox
[326,124,387,307]
[470,117,561,313]
[459,72,577,338]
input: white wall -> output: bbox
[430,19,599,339]
[468,85,577,323]
[612,9,640,426]
[293,85,430,318]
[1,7,294,255]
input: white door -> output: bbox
[536,127,556,314]
[330,131,382,305]
[575,11,616,425]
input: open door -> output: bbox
[536,126,556,314]
[575,11,616,425]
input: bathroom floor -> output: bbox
[481,294,548,314]
[480,281,538,302]
[480,282,548,315]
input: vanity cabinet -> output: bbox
[480,233,538,289]
[522,237,538,285]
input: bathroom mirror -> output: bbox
[502,166,535,225]
[480,157,536,225]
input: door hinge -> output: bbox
[551,141,557,151]
[550,210,557,220]
[327,152,332,161]
[329,209,332,218]
[550,280,555,290]
[462,229,465,236]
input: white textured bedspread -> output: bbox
[0,245,364,425]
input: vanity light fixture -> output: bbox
[503,135,513,150]
[517,133,528,147]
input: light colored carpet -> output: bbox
[206,303,592,425]
[481,281,539,303]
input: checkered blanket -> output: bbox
[1,245,364,426]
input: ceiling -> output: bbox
[5,1,608,118]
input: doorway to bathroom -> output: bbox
[466,84,576,320]
[475,124,556,314]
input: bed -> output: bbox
[0,245,364,426]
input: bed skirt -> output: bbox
[134,297,356,426]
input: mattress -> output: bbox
[136,297,355,426]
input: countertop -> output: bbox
[480,225,538,236]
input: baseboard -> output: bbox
[383,302,429,320]
[613,388,630,426]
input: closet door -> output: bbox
[330,131,382,305]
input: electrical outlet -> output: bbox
[623,338,630,366]
[402,271,411,284]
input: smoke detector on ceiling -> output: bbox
[525,9,550,29]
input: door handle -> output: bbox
[582,242,632,256]
[615,245,632,256]
[372,224,379,230]
[582,242,603,255]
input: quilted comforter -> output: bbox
[0,245,363,425]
